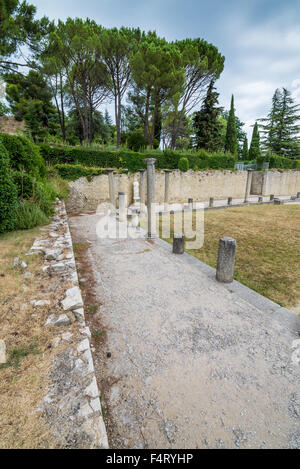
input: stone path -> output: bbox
[70,212,300,449]
[156,194,295,212]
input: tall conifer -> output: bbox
[249,122,261,160]
[193,80,223,151]
[224,95,238,156]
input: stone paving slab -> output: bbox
[70,212,300,449]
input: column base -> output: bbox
[146,232,158,239]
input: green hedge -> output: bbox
[0,133,46,179]
[257,154,300,169]
[40,144,236,171]
[0,134,65,234]
[55,164,103,181]
[0,144,18,233]
[40,144,146,171]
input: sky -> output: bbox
[32,0,300,140]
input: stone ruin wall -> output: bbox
[251,170,300,196]
[65,169,300,213]
[66,170,247,212]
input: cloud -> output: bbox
[31,0,300,142]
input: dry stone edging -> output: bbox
[28,199,108,449]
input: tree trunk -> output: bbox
[88,104,93,145]
[60,74,66,144]
[149,94,159,149]
[144,90,150,143]
[116,92,121,149]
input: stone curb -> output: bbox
[28,199,109,449]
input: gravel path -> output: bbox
[70,212,300,449]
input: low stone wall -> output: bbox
[66,170,248,212]
[28,201,108,448]
[251,170,300,196]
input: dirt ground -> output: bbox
[0,225,76,448]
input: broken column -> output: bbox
[173,233,184,254]
[258,196,263,204]
[108,170,115,207]
[244,169,253,203]
[164,170,172,210]
[209,197,214,208]
[228,197,232,206]
[270,194,275,201]
[118,192,126,222]
[297,192,300,199]
[188,198,193,210]
[216,237,236,283]
[0,340,6,364]
[139,169,146,206]
[261,170,269,196]
[145,158,157,239]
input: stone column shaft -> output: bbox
[261,171,269,196]
[216,237,236,283]
[164,170,171,209]
[145,158,157,239]
[108,170,115,206]
[118,192,126,222]
[244,169,253,203]
[173,233,184,254]
[139,170,146,206]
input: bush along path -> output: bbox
[26,199,108,448]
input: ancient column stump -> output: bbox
[216,237,236,284]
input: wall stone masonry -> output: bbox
[251,170,300,196]
[66,169,248,212]
[66,169,300,213]
[27,200,108,449]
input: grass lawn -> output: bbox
[0,227,70,448]
[159,204,300,311]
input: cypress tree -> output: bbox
[242,137,248,160]
[193,80,223,151]
[249,122,261,160]
[224,95,238,156]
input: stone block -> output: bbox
[0,340,6,364]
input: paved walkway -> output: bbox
[70,212,300,449]
[156,195,295,213]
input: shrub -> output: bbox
[0,144,18,233]
[54,163,102,181]
[33,181,57,216]
[257,153,299,169]
[39,144,237,172]
[12,170,36,199]
[127,130,146,152]
[178,157,189,172]
[14,201,49,230]
[40,144,147,172]
[0,133,46,179]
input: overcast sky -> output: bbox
[32,0,300,139]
